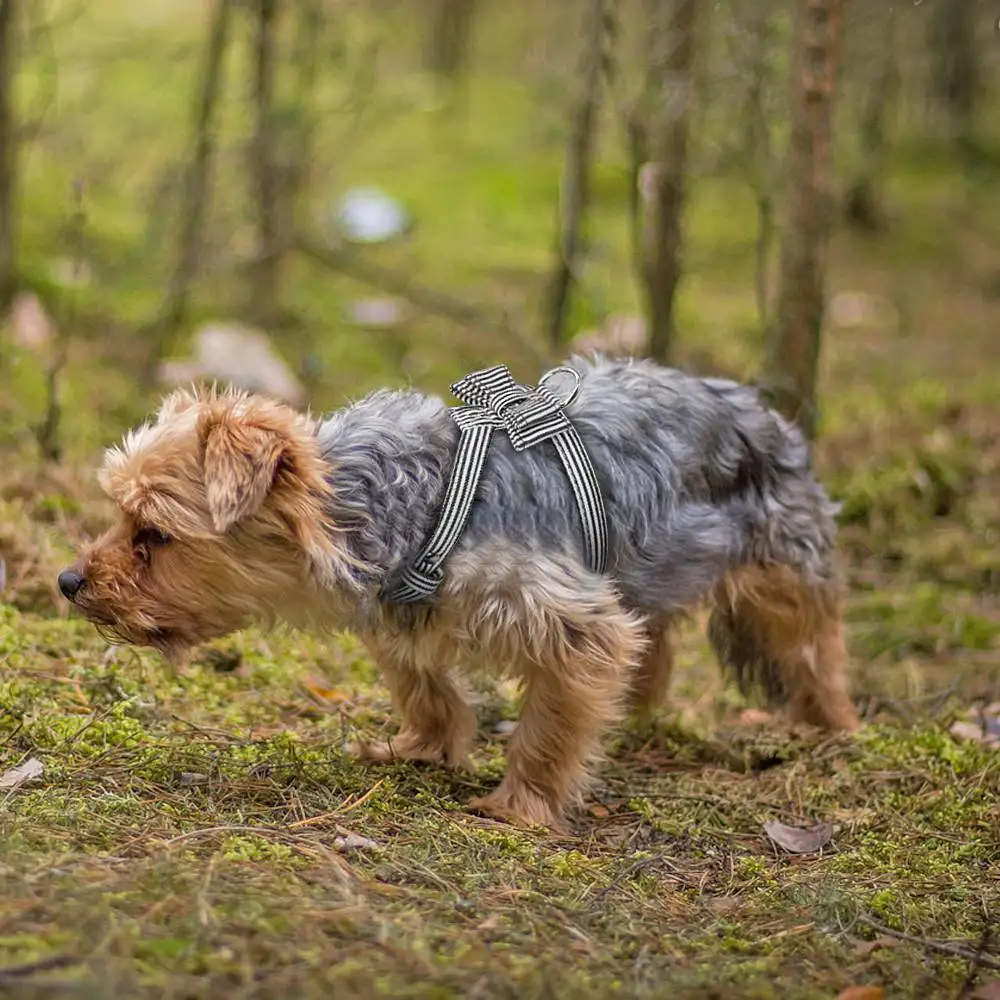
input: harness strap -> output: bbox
[382,365,608,604]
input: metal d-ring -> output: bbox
[538,366,582,407]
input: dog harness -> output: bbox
[382,364,608,604]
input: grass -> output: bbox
[2,2,1000,997]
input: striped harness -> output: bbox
[381,364,609,604]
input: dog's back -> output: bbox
[454,357,838,616]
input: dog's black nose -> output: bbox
[58,569,86,600]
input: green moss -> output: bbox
[2,2,1000,996]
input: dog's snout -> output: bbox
[58,569,86,600]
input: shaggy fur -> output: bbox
[60,356,859,830]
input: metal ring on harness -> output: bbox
[537,366,582,407]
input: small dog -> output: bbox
[59,357,858,830]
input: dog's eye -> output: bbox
[133,527,171,549]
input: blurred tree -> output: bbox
[426,0,478,82]
[638,0,701,364]
[147,0,234,381]
[928,0,979,157]
[284,0,324,230]
[844,2,897,232]
[768,0,845,440]
[248,0,281,327]
[544,0,614,349]
[728,0,779,331]
[0,0,16,311]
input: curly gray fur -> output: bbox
[315,356,840,641]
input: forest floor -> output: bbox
[2,4,1000,998]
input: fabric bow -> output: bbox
[450,364,573,452]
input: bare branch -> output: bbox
[144,0,234,381]
[37,180,85,464]
[294,234,545,367]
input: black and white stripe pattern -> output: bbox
[382,365,609,604]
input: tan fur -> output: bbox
[348,546,647,830]
[713,564,859,731]
[70,387,356,662]
[65,388,856,832]
[629,621,676,723]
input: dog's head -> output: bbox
[58,387,343,660]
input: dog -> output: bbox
[58,356,859,830]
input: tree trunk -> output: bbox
[0,0,17,311]
[544,0,611,350]
[640,0,700,364]
[146,0,233,380]
[425,0,477,81]
[928,0,978,155]
[844,3,897,232]
[743,2,776,333]
[768,0,845,441]
[248,0,281,328]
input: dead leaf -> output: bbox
[303,676,350,706]
[763,819,834,854]
[706,896,741,912]
[0,757,44,789]
[333,833,380,852]
[853,935,898,957]
[836,987,885,1000]
[973,982,1000,1000]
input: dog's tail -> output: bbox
[707,563,858,731]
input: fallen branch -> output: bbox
[856,915,1000,972]
[0,954,82,980]
[294,234,546,365]
[957,915,995,999]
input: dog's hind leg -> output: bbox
[708,563,859,731]
[628,619,675,723]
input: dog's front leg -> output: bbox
[469,592,646,832]
[349,634,476,769]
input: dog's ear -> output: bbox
[200,414,287,532]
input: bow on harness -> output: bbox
[382,364,609,604]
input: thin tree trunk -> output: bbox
[739,2,776,332]
[0,0,17,311]
[544,0,610,350]
[928,0,978,156]
[248,0,280,327]
[768,0,845,441]
[145,0,233,380]
[624,104,648,310]
[640,0,700,364]
[286,0,323,219]
[425,0,477,81]
[844,4,897,232]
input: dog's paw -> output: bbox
[348,733,469,769]
[468,785,566,833]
